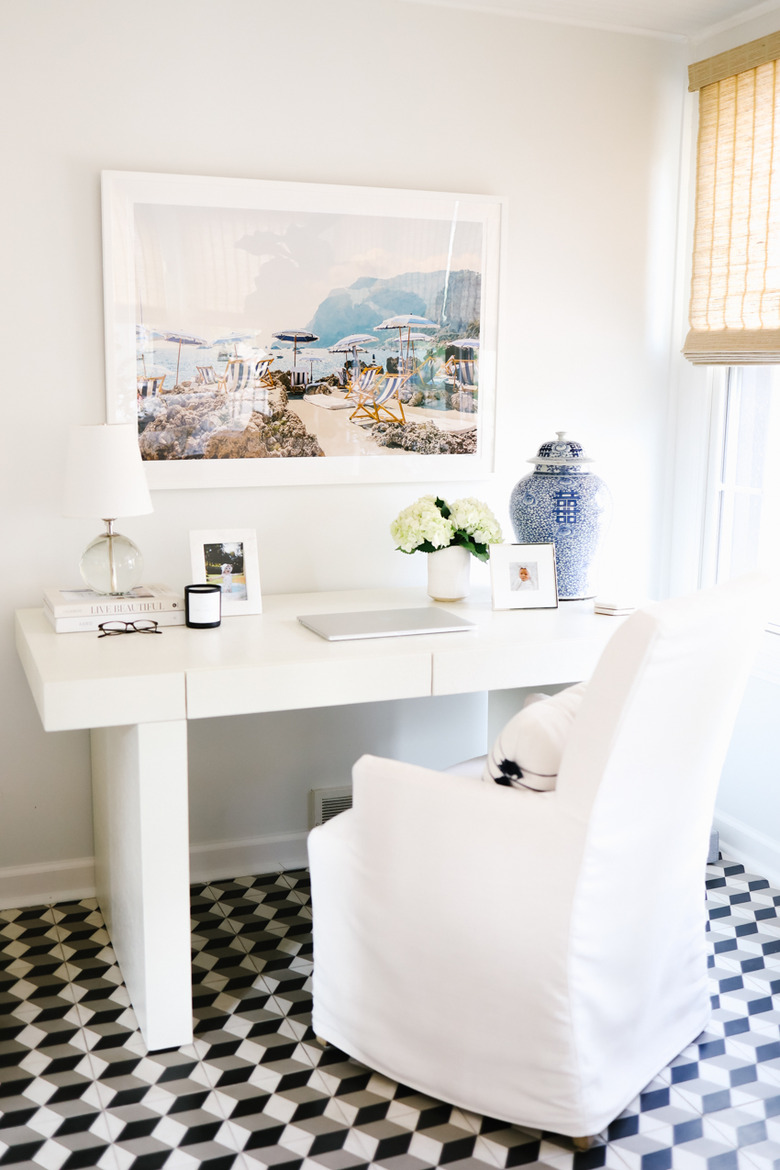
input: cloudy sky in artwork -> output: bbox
[133,202,484,343]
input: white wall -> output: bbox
[716,662,780,887]
[0,0,687,895]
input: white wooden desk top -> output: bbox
[15,587,622,732]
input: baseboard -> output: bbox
[0,857,96,910]
[5,817,776,912]
[188,831,309,884]
[0,831,310,911]
[753,633,780,687]
[714,809,780,889]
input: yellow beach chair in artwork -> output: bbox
[217,359,255,396]
[344,365,380,400]
[441,357,477,393]
[254,357,275,390]
[454,359,477,393]
[349,371,410,424]
[196,365,220,387]
[137,373,166,398]
[216,358,256,418]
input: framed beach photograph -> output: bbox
[490,543,558,610]
[189,529,262,616]
[102,170,502,489]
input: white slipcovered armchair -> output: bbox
[307,577,767,1138]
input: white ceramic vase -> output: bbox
[426,545,471,601]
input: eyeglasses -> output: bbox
[98,619,162,637]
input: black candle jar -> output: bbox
[185,584,222,628]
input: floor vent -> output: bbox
[309,786,353,827]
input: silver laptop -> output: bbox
[297,607,476,642]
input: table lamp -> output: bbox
[63,423,153,595]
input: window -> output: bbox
[685,34,780,626]
[685,32,780,365]
[704,366,780,625]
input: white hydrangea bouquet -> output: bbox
[390,495,502,562]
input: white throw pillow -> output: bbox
[482,682,586,791]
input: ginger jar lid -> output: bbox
[528,430,595,468]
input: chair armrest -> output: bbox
[341,753,584,906]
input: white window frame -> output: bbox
[698,365,780,633]
[698,367,731,591]
[670,25,780,673]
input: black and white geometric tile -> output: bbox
[2,857,780,1169]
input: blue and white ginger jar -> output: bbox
[509,431,611,600]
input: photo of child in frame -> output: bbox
[509,561,539,591]
[204,541,248,602]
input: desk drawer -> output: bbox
[431,638,606,696]
[185,652,432,718]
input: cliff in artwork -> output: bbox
[307,269,481,346]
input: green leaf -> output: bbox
[450,534,490,562]
[395,540,439,555]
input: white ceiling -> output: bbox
[398,0,780,41]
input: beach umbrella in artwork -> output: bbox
[447,337,480,370]
[159,329,209,386]
[406,331,436,364]
[136,329,150,374]
[210,331,255,357]
[329,333,377,352]
[271,328,319,365]
[329,333,377,376]
[300,354,324,379]
[375,314,438,368]
[136,323,166,376]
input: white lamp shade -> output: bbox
[63,424,153,519]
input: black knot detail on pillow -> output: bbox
[481,681,587,793]
[494,759,523,787]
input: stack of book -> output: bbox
[43,584,185,633]
[593,598,637,617]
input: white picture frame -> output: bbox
[490,543,558,610]
[102,169,503,489]
[188,529,262,616]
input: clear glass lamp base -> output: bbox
[80,529,144,595]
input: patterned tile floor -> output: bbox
[1,857,780,1169]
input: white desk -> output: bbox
[15,586,620,1051]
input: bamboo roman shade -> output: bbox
[684,33,780,364]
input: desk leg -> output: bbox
[90,721,193,1051]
